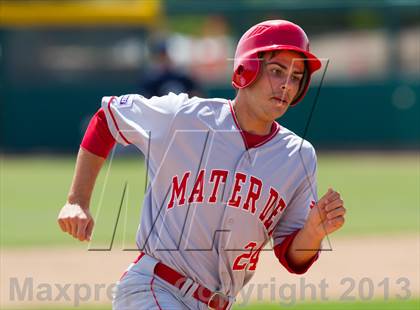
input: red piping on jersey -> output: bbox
[134,252,145,264]
[106,96,131,145]
[119,252,145,281]
[81,108,116,158]
[129,252,162,310]
[150,276,163,310]
[228,100,249,149]
[253,122,280,147]
[228,100,280,149]
[274,229,319,274]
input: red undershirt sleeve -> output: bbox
[273,229,320,274]
[80,108,116,158]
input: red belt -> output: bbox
[138,252,230,310]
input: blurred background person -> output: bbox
[138,38,202,98]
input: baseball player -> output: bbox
[57,20,346,309]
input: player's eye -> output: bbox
[269,68,282,76]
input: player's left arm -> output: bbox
[286,188,346,267]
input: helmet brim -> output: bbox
[241,44,322,74]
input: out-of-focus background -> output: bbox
[1,0,419,309]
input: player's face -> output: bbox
[244,50,305,121]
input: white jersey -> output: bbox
[101,93,318,298]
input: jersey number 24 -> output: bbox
[232,241,263,271]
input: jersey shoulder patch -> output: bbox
[117,94,136,108]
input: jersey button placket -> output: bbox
[226,152,250,227]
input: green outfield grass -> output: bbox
[2,299,419,310]
[1,152,419,247]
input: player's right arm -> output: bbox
[57,93,189,241]
[57,106,115,242]
[57,147,105,241]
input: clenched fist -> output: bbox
[57,203,94,242]
[305,188,346,238]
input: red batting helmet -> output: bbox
[232,20,321,106]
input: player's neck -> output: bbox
[232,97,273,136]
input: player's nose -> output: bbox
[277,81,290,97]
[279,77,292,91]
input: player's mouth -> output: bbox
[271,96,288,105]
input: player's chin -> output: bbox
[269,99,289,117]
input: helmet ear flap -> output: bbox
[232,64,247,88]
[232,55,262,89]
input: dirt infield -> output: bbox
[1,234,418,308]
